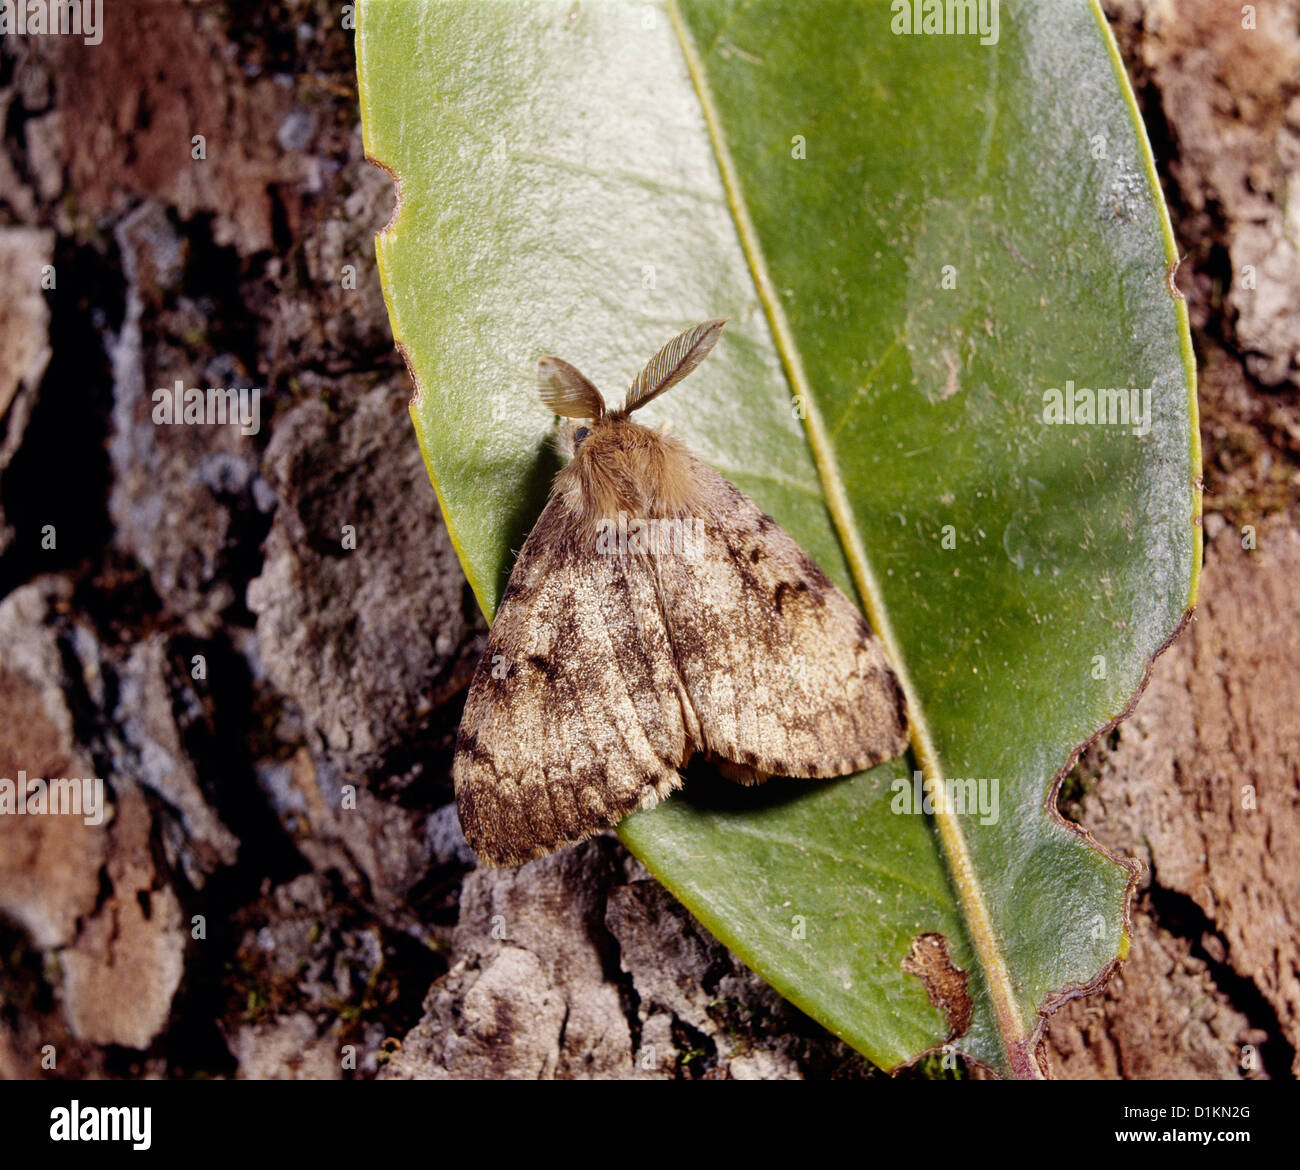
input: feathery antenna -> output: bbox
[624,318,728,414]
[538,356,605,419]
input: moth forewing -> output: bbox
[452,318,909,867]
[453,497,692,867]
[651,461,908,780]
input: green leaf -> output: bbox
[357,0,1199,1076]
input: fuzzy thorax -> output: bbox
[553,415,704,535]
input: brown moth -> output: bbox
[454,319,909,867]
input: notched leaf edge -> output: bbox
[1016,602,1198,1075]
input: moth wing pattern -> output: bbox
[653,460,909,780]
[454,496,697,867]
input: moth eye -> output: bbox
[574,426,590,444]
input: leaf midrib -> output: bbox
[665,0,1036,1077]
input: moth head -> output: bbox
[552,418,595,461]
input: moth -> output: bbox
[454,319,908,867]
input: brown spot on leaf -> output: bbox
[902,932,972,1040]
